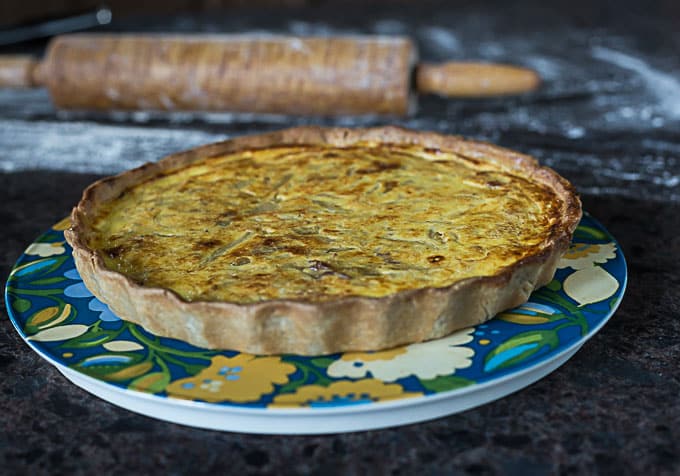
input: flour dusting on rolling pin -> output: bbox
[0,34,540,116]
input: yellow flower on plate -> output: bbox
[327,328,475,382]
[270,379,422,408]
[25,242,66,257]
[558,242,616,270]
[166,354,296,403]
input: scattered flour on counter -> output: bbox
[522,56,562,80]
[565,126,586,139]
[56,109,298,126]
[0,120,228,174]
[477,42,505,58]
[591,46,680,119]
[418,26,461,56]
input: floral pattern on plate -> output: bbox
[5,213,626,409]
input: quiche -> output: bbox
[65,127,581,355]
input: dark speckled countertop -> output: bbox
[1,1,679,474]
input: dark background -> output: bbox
[1,1,679,474]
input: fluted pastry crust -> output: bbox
[65,127,581,355]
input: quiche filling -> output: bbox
[87,143,561,303]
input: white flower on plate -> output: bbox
[25,242,66,257]
[557,242,617,270]
[328,328,475,382]
[557,242,620,306]
[563,267,620,307]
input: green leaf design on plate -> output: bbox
[276,378,305,395]
[30,277,66,286]
[310,357,335,368]
[420,375,474,393]
[574,225,608,241]
[545,279,562,292]
[62,326,118,348]
[498,312,551,325]
[277,358,331,395]
[129,371,170,394]
[9,256,68,280]
[25,303,73,334]
[74,353,151,381]
[11,297,31,313]
[105,361,155,381]
[34,234,61,243]
[484,330,559,373]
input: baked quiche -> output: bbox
[65,127,581,355]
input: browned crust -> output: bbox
[65,126,582,355]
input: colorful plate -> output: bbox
[5,213,626,434]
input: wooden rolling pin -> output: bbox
[0,34,540,115]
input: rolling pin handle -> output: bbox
[31,62,46,87]
[415,61,541,98]
[0,55,43,88]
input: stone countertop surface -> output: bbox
[1,1,679,474]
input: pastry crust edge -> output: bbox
[65,126,582,355]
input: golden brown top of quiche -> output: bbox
[66,127,581,354]
[85,141,563,304]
